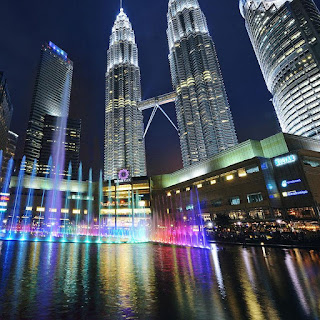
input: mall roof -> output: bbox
[151,133,320,189]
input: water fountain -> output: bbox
[150,188,210,249]
[0,151,208,248]
[0,157,14,232]
[0,156,151,244]
[8,156,26,240]
[21,160,37,238]
[0,115,205,248]
[86,168,93,242]
[62,162,72,240]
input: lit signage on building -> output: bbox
[0,193,9,213]
[282,190,308,197]
[117,169,131,183]
[267,184,273,190]
[274,155,297,167]
[48,41,68,59]
[281,179,302,188]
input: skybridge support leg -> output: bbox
[143,104,179,139]
[143,105,159,139]
[158,106,179,135]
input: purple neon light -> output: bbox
[118,169,130,181]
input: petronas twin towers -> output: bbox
[104,0,238,180]
[104,8,146,180]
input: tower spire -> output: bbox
[120,0,123,10]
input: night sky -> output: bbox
[0,0,292,177]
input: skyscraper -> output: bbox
[167,0,238,167]
[104,8,146,180]
[0,72,13,153]
[2,131,18,176]
[24,42,73,173]
[38,115,81,179]
[240,0,320,139]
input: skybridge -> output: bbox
[138,92,179,138]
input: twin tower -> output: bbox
[104,0,238,180]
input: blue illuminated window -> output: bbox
[186,204,194,211]
[230,196,241,205]
[246,166,259,174]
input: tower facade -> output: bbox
[104,8,146,180]
[167,0,238,167]
[38,115,81,180]
[240,0,320,139]
[3,131,18,173]
[24,42,73,173]
[0,72,13,153]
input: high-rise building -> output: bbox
[3,131,18,163]
[240,0,320,139]
[0,72,13,153]
[2,131,18,176]
[104,8,146,180]
[38,115,81,179]
[24,42,73,173]
[167,0,238,167]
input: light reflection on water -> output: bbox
[0,242,319,320]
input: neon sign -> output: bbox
[49,41,68,59]
[282,190,308,197]
[281,179,302,188]
[118,169,130,182]
[274,155,297,167]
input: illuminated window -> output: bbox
[210,180,217,185]
[226,175,234,181]
[246,166,259,174]
[176,190,180,194]
[247,193,263,203]
[167,192,172,197]
[197,184,203,189]
[139,200,146,207]
[186,187,191,192]
[186,204,194,211]
[238,169,247,177]
[230,197,241,205]
[303,159,320,167]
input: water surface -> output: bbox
[0,241,319,320]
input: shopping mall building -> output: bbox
[5,133,320,226]
[151,133,320,222]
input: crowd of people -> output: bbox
[207,220,320,247]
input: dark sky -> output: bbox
[0,0,294,178]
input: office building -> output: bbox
[2,131,18,176]
[38,115,81,179]
[104,8,146,181]
[167,0,238,167]
[240,0,320,138]
[24,42,73,173]
[0,72,13,153]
